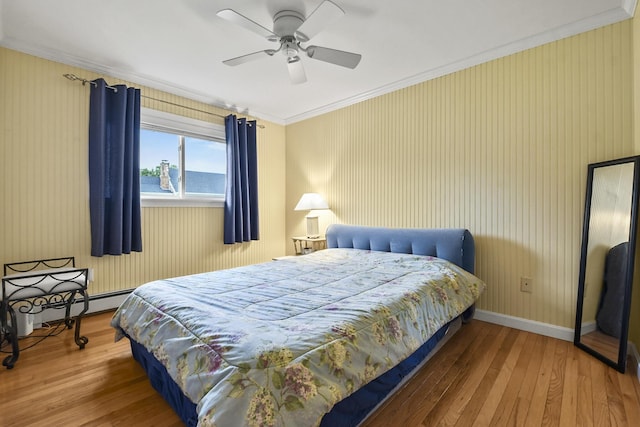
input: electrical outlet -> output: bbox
[520,277,533,293]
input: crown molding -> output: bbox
[284,4,636,124]
[0,36,286,126]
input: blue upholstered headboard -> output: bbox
[326,224,475,274]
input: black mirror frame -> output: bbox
[574,155,640,373]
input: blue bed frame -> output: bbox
[325,224,475,274]
[126,224,477,426]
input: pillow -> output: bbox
[596,242,629,338]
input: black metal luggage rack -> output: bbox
[1,257,89,369]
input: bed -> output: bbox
[111,224,485,426]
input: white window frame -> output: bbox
[140,108,226,208]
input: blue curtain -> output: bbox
[88,78,142,256]
[224,115,259,244]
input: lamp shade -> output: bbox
[294,193,329,211]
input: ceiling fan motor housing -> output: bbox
[271,11,305,58]
[272,10,304,39]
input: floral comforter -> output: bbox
[111,248,485,427]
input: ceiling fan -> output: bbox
[216,0,362,84]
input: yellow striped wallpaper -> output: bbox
[0,47,287,295]
[286,21,635,330]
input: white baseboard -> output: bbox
[40,291,130,323]
[580,320,597,335]
[474,309,575,341]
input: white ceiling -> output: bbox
[0,0,636,124]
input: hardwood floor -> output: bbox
[1,312,639,426]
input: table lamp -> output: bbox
[294,193,329,238]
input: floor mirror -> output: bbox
[574,155,640,373]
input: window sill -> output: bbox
[141,197,224,208]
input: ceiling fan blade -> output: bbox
[217,9,277,40]
[287,57,307,84]
[295,0,344,42]
[223,50,276,66]
[306,45,362,69]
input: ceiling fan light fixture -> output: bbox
[287,56,307,84]
[282,37,299,58]
[284,47,298,58]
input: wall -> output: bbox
[2,18,638,337]
[286,21,634,330]
[0,47,287,295]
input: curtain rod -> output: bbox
[62,73,264,128]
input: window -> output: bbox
[139,108,226,207]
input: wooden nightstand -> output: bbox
[292,236,327,255]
